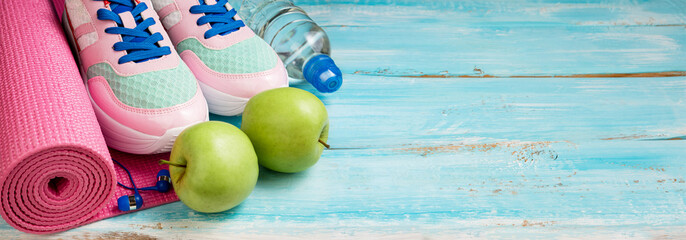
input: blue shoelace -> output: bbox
[190,0,245,39]
[96,0,171,64]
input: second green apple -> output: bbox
[241,87,329,173]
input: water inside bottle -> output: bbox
[238,0,330,80]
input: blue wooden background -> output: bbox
[3,0,686,238]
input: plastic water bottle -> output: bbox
[231,0,342,93]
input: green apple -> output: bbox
[241,87,329,173]
[160,121,258,213]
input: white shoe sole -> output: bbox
[89,96,208,154]
[198,80,249,116]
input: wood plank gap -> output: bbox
[642,136,686,141]
[355,71,686,79]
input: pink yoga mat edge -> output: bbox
[0,0,179,234]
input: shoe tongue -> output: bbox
[118,11,138,29]
[114,3,145,43]
[111,1,152,61]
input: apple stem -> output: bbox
[159,159,186,168]
[318,139,331,149]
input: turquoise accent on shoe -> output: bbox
[176,35,277,74]
[87,62,197,109]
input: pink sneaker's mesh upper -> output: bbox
[177,36,278,74]
[0,0,178,234]
[86,62,198,109]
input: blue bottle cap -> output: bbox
[303,54,342,93]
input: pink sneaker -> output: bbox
[63,0,208,154]
[149,0,288,116]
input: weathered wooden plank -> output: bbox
[307,75,686,147]
[298,0,686,77]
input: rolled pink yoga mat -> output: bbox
[0,0,178,234]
